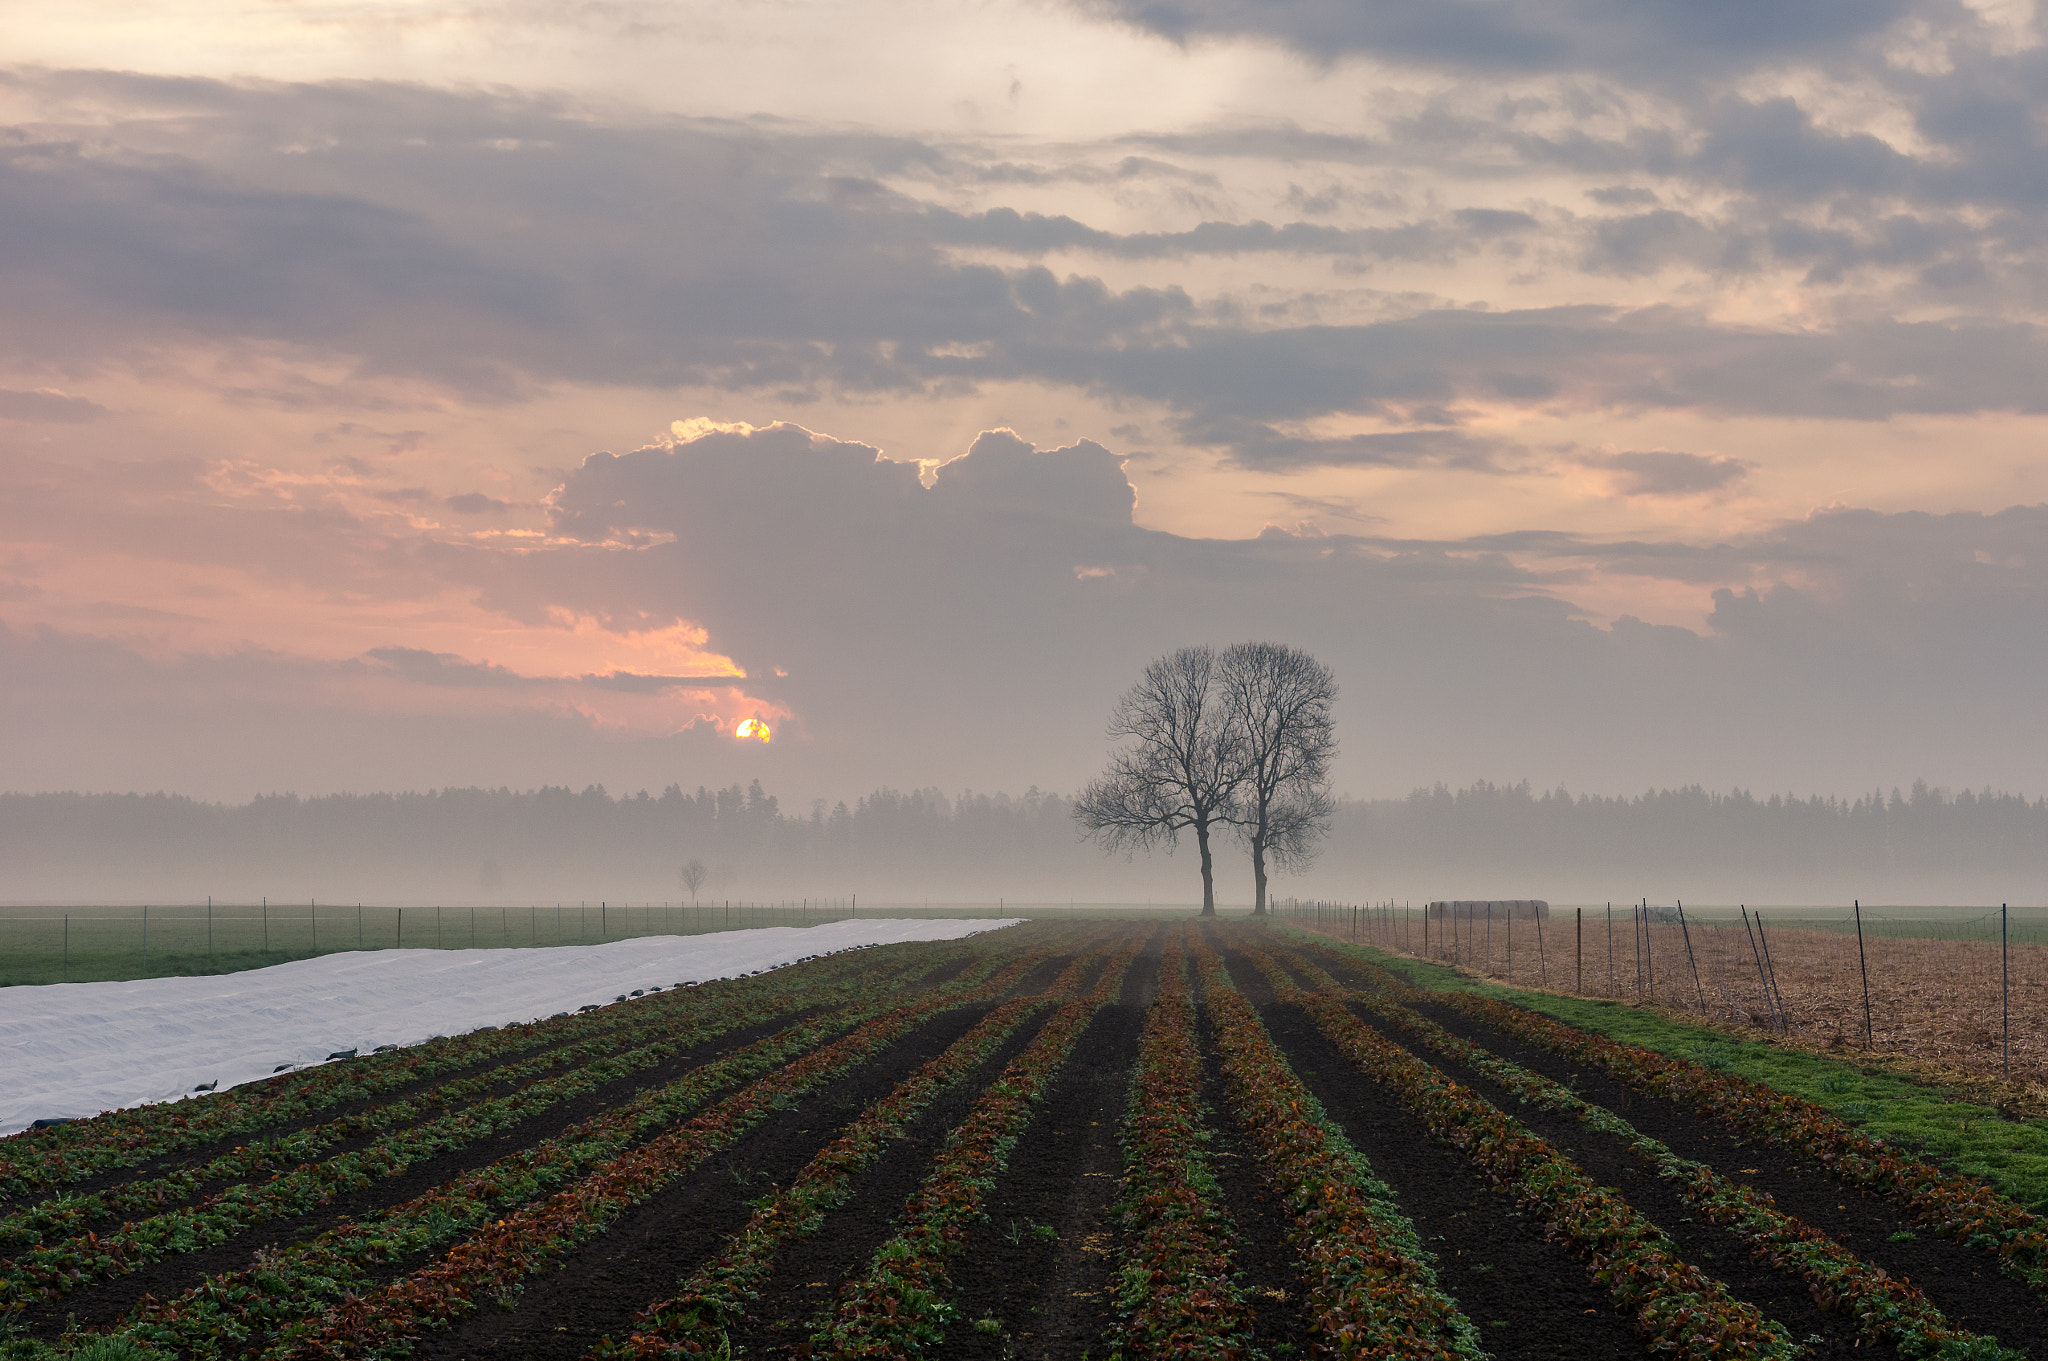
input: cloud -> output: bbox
[1582,449,1750,496]
[1178,416,1513,471]
[0,387,105,422]
[430,420,2048,802]
[444,492,512,515]
[363,646,537,688]
[1084,0,1910,81]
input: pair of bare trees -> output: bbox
[1073,642,1337,916]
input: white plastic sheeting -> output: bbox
[0,918,1020,1135]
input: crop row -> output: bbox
[1272,941,2020,1361]
[1190,933,1483,1361]
[0,949,949,1255]
[808,939,1142,1358]
[0,941,959,1201]
[0,948,1013,1312]
[1295,931,2048,1289]
[588,945,1118,1357]
[87,943,1064,1360]
[1106,937,1257,1361]
[273,938,1091,1360]
[1227,935,1797,1361]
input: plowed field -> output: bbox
[3,921,2042,1360]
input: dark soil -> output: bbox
[725,1001,1066,1355]
[3,950,961,1218]
[1408,992,2048,1353]
[1194,1011,1318,1358]
[21,969,982,1341]
[1217,943,1652,1360]
[1342,1004,1881,1358]
[1288,935,2048,1352]
[412,997,1012,1361]
[940,942,1162,1360]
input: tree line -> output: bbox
[10,777,2048,905]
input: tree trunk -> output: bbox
[1250,834,1268,916]
[1196,820,1217,916]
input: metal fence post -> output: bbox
[1854,899,1873,1048]
[1677,900,1705,1012]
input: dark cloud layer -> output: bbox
[8,62,2048,472]
[1089,0,1907,80]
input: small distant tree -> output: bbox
[679,858,708,904]
[1220,642,1337,916]
[1073,646,1246,916]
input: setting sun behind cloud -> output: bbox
[736,716,773,743]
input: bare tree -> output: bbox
[679,858,708,904]
[1073,646,1245,916]
[1220,642,1338,916]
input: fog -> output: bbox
[9,779,2045,909]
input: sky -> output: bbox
[6,0,2048,806]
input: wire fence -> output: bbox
[1286,898,2048,1086]
[0,898,1215,985]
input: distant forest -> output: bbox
[5,778,2047,905]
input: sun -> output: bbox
[735,716,772,743]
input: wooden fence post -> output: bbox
[1576,907,1583,993]
[2003,903,2011,1079]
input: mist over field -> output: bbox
[9,779,2046,908]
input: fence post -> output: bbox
[263,896,269,953]
[1677,900,1705,1012]
[1741,906,1776,1032]
[1644,900,1654,1000]
[1576,907,1583,993]
[1534,907,1547,985]
[1854,899,1873,1048]
[358,904,363,950]
[397,907,403,948]
[143,904,148,965]
[1756,911,1787,1029]
[1606,903,1614,996]
[64,913,68,975]
[311,899,317,955]
[2003,903,2011,1080]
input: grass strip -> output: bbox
[1189,933,1482,1361]
[587,945,1120,1358]
[1272,940,2021,1361]
[1291,931,2048,1289]
[807,938,1143,1358]
[1226,934,1796,1361]
[265,943,1073,1360]
[1107,936,1259,1361]
[0,943,957,1201]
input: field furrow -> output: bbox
[12,920,2038,1361]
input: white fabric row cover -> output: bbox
[0,918,1022,1136]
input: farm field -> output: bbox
[3,920,2045,1360]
